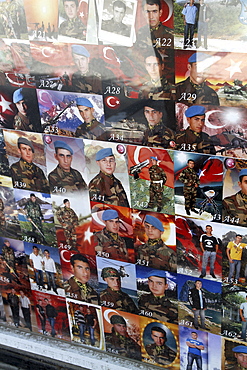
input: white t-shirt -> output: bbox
[29,252,43,270]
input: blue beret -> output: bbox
[232,345,247,354]
[188,52,210,64]
[239,169,247,178]
[18,137,34,152]
[96,148,114,161]
[150,156,158,161]
[144,215,164,232]
[13,88,24,104]
[72,45,90,57]
[76,97,93,107]
[54,140,73,155]
[185,105,206,118]
[147,270,166,278]
[102,209,119,221]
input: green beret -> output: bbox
[101,267,120,279]
[110,315,126,325]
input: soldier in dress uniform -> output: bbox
[59,0,86,40]
[223,168,247,226]
[10,137,49,193]
[24,194,45,241]
[101,1,131,37]
[100,267,138,313]
[94,209,129,262]
[176,53,219,106]
[71,45,102,94]
[56,199,79,249]
[142,100,175,149]
[179,159,200,215]
[0,199,6,232]
[137,215,176,272]
[139,49,176,101]
[175,105,216,154]
[48,140,87,194]
[89,148,130,208]
[138,270,177,322]
[75,97,106,140]
[147,156,167,212]
[145,326,176,366]
[105,314,141,360]
[65,254,99,304]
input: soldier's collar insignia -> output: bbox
[190,79,205,89]
[189,128,200,137]
[241,192,247,202]
[150,22,161,31]
[148,238,161,246]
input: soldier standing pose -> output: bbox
[10,137,49,193]
[2,240,15,274]
[100,267,138,313]
[147,156,167,212]
[56,199,79,249]
[94,209,129,262]
[186,332,204,370]
[105,315,141,360]
[179,159,200,215]
[8,288,20,327]
[188,280,206,330]
[89,148,129,207]
[0,199,6,232]
[137,215,176,272]
[29,245,44,290]
[24,194,45,242]
[145,326,176,366]
[74,305,86,343]
[199,225,219,279]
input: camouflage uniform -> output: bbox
[145,343,176,366]
[175,128,216,154]
[136,23,174,50]
[71,70,102,94]
[142,121,175,149]
[176,77,220,106]
[179,167,200,211]
[148,165,167,210]
[59,18,86,40]
[24,199,44,234]
[13,113,41,132]
[65,276,99,304]
[56,205,79,249]
[105,329,141,360]
[2,243,15,271]
[89,171,130,208]
[94,228,129,262]
[101,19,130,37]
[48,165,87,194]
[223,191,247,226]
[137,239,176,272]
[3,0,23,39]
[10,159,50,193]
[138,293,178,323]
[139,77,176,101]
[0,199,6,231]
[75,119,106,140]
[100,287,138,313]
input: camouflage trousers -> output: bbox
[0,211,6,230]
[30,217,43,233]
[184,187,197,210]
[148,183,163,208]
[64,227,77,249]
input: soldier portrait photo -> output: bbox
[137,268,178,323]
[179,158,200,216]
[56,198,79,250]
[4,131,49,194]
[224,341,247,370]
[46,138,87,196]
[87,146,130,208]
[141,321,177,367]
[59,0,87,41]
[103,311,141,360]
[0,0,28,39]
[97,258,138,314]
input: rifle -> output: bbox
[29,218,48,245]
[129,159,149,180]
[42,100,75,129]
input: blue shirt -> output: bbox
[182,5,198,24]
[186,338,203,356]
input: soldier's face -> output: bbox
[64,1,78,19]
[148,276,168,296]
[97,156,116,175]
[73,54,89,74]
[151,330,165,346]
[188,62,207,85]
[239,176,247,195]
[30,196,36,203]
[235,353,247,368]
[77,105,94,123]
[144,107,163,127]
[72,260,90,284]
[150,158,157,166]
[55,148,73,172]
[144,222,162,239]
[113,6,125,23]
[113,323,127,336]
[104,276,121,291]
[64,201,70,208]
[16,99,28,116]
[18,144,34,163]
[145,56,164,81]
[187,115,205,133]
[105,218,120,233]
[187,161,195,168]
[143,4,162,28]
